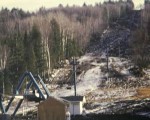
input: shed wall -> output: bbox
[69,102,82,115]
[38,97,66,120]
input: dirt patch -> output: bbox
[136,87,150,99]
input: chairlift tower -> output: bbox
[70,57,79,96]
[3,77,4,99]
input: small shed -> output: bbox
[61,96,86,115]
[38,97,67,120]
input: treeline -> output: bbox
[0,1,133,93]
[131,3,150,74]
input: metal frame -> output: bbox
[0,71,50,117]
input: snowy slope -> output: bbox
[50,51,150,114]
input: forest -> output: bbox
[0,0,146,93]
[131,3,150,73]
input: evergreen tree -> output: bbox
[23,31,36,73]
[49,18,62,68]
[147,18,150,36]
[30,24,47,76]
[65,35,81,59]
[131,28,150,75]
[7,26,25,86]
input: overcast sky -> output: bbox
[0,0,145,12]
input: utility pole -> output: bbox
[2,72,5,100]
[118,39,121,59]
[70,57,79,96]
[106,45,109,73]
[3,79,4,97]
[106,45,109,81]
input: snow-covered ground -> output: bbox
[3,11,150,116]
[7,52,146,116]
[46,53,132,113]
[48,52,150,114]
[51,54,133,96]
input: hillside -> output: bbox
[1,1,150,119]
[48,10,150,116]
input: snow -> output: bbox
[52,67,102,96]
[51,55,135,100]
[78,53,94,64]
[49,52,150,115]
[6,50,150,115]
[77,67,102,93]
[3,11,150,117]
[121,69,130,75]
[51,55,105,97]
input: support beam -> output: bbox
[12,99,24,117]
[5,71,50,115]
[36,75,50,97]
[26,80,33,90]
[28,72,46,99]
[5,96,15,112]
[0,97,5,114]
[16,71,28,94]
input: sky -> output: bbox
[0,0,145,12]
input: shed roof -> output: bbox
[38,96,68,107]
[61,96,84,102]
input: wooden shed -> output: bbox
[38,97,67,120]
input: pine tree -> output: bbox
[147,18,150,36]
[23,31,36,73]
[131,28,150,75]
[49,18,62,68]
[65,34,81,59]
[7,26,25,86]
[30,24,47,76]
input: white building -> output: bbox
[61,96,86,115]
